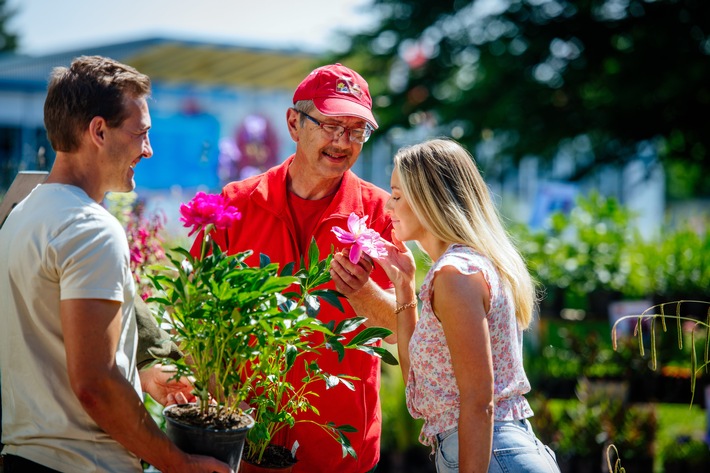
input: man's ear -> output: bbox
[88,116,107,147]
[286,108,300,142]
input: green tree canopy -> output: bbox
[335,0,709,194]
[0,0,18,53]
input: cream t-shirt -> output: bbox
[0,184,141,472]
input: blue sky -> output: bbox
[7,0,376,55]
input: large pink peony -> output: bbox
[179,191,241,236]
[331,212,388,264]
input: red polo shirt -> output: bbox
[210,156,393,473]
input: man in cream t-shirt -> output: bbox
[0,55,230,473]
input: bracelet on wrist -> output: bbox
[394,300,417,315]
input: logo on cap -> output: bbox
[335,76,363,98]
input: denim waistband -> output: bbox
[435,426,458,444]
[435,419,531,443]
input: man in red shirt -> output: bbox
[207,63,397,472]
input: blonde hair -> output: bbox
[394,138,536,329]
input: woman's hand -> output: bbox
[374,230,417,298]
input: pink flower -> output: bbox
[179,191,242,236]
[331,213,388,264]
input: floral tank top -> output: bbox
[406,244,534,446]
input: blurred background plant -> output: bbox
[511,193,710,320]
[519,191,643,303]
[105,192,167,300]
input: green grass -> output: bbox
[655,402,706,446]
[653,402,708,472]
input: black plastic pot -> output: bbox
[163,404,254,470]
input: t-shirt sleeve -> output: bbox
[50,215,129,302]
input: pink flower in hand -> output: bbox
[331,213,388,264]
[179,191,241,236]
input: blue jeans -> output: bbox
[435,419,561,473]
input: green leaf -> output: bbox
[280,261,295,277]
[348,327,392,347]
[338,378,355,391]
[307,237,320,269]
[285,344,298,371]
[327,340,346,362]
[260,275,298,294]
[333,423,357,433]
[314,290,345,312]
[304,294,321,316]
[335,317,366,334]
[372,346,399,366]
[147,296,171,306]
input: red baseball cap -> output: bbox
[293,63,378,129]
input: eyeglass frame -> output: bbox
[292,108,373,144]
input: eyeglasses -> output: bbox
[294,109,373,144]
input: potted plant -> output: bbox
[240,305,396,472]
[240,214,397,471]
[147,192,396,470]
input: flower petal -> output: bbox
[349,244,362,264]
[346,213,360,232]
[360,232,388,260]
[332,226,356,244]
[346,212,369,236]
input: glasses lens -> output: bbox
[350,128,371,144]
[321,124,343,136]
[316,120,371,144]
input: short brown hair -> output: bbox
[44,55,151,152]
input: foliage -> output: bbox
[511,192,710,317]
[612,300,710,406]
[0,0,18,53]
[335,0,710,193]
[538,191,639,296]
[643,226,710,299]
[513,191,646,312]
[529,398,708,471]
[527,327,643,384]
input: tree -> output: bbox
[0,0,18,53]
[334,0,710,196]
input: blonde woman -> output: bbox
[375,139,560,473]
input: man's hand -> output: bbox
[330,249,375,297]
[139,364,196,407]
